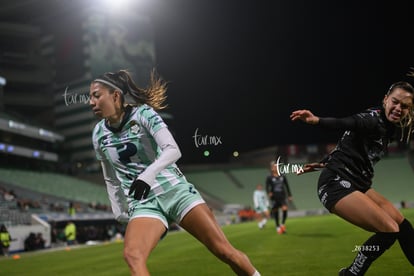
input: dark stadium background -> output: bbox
[0,0,413,164]
[151,0,414,163]
[1,0,414,255]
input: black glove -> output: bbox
[128,179,151,200]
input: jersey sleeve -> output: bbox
[92,123,105,161]
[318,116,357,130]
[137,105,167,136]
[318,109,379,132]
[136,110,182,186]
[100,159,129,223]
[253,191,259,209]
[352,109,381,131]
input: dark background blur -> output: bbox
[1,0,413,164]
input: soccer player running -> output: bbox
[253,184,270,229]
[290,80,414,275]
[89,69,260,276]
[266,161,293,234]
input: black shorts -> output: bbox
[317,168,370,212]
[271,195,287,209]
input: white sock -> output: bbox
[252,270,261,276]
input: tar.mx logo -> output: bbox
[193,128,222,148]
[62,86,90,106]
[275,156,304,175]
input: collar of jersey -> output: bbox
[105,105,133,133]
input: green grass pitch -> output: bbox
[2,208,414,275]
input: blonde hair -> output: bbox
[399,108,413,143]
[402,69,414,143]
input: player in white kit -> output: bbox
[253,184,270,229]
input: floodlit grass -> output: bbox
[2,209,414,275]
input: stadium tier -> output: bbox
[185,167,322,210]
[1,156,412,215]
[185,156,414,211]
[0,168,109,206]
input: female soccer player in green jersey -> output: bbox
[89,70,260,276]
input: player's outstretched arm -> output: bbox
[290,109,320,125]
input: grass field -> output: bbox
[2,209,414,276]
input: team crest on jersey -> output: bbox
[340,180,351,189]
[101,135,112,146]
[130,121,140,134]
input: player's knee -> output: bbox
[123,246,146,267]
[212,244,239,264]
[381,219,399,233]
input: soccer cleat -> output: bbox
[280,224,286,233]
[277,227,283,234]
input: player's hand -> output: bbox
[129,179,151,200]
[297,162,326,175]
[290,110,319,125]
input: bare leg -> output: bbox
[179,203,258,276]
[332,190,399,275]
[256,210,269,228]
[255,212,263,226]
[331,191,399,232]
[365,189,404,224]
[366,189,414,266]
[264,209,270,220]
[281,204,288,227]
[123,217,167,276]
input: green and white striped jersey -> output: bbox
[92,104,187,205]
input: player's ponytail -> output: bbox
[118,69,168,111]
[93,69,168,111]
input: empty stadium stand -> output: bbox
[184,156,414,211]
